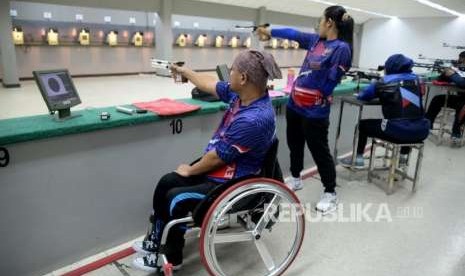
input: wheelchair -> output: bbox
[155,140,306,276]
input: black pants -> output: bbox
[151,172,216,262]
[286,108,336,193]
[357,119,421,155]
[425,94,465,135]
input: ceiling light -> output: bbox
[411,0,464,17]
[306,0,396,18]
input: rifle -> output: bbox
[346,70,382,81]
[346,69,382,91]
[443,43,465,50]
[414,55,460,73]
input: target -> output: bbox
[40,73,69,97]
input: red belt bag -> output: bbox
[292,86,328,108]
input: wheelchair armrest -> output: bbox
[192,159,284,225]
[192,175,256,226]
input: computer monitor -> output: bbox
[33,69,82,120]
[216,64,230,82]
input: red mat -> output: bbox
[432,80,453,86]
[133,98,201,116]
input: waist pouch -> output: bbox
[292,86,330,108]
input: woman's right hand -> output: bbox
[170,64,184,75]
[170,64,188,81]
[256,26,271,41]
[443,67,456,77]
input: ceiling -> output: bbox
[192,0,465,23]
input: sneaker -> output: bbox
[339,155,364,169]
[133,253,183,272]
[451,134,462,148]
[132,253,159,272]
[285,176,304,191]
[133,239,158,255]
[315,192,338,215]
[133,219,164,254]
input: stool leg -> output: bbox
[461,126,465,148]
[400,147,411,180]
[383,143,389,168]
[438,91,450,144]
[368,140,376,183]
[388,146,400,195]
[412,145,424,193]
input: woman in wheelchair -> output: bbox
[132,50,283,272]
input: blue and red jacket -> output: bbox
[271,28,352,119]
[358,54,430,141]
[204,82,276,183]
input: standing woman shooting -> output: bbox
[257,5,354,214]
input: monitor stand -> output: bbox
[53,108,82,121]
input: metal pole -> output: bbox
[333,99,345,164]
[351,105,364,168]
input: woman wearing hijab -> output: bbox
[340,54,430,168]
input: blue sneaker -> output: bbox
[339,155,365,169]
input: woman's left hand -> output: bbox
[444,67,456,77]
[256,26,271,41]
[176,164,192,177]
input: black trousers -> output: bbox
[425,94,465,135]
[357,119,422,155]
[151,172,216,261]
[286,107,336,193]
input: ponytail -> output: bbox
[324,5,354,55]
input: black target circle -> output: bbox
[48,77,61,93]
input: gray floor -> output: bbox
[83,139,465,276]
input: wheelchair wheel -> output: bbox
[200,178,305,276]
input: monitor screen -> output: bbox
[33,69,81,113]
